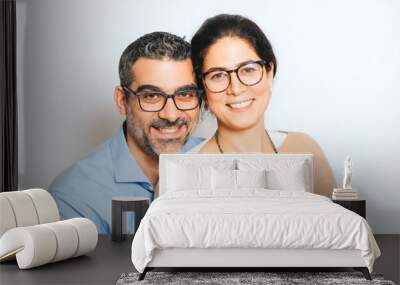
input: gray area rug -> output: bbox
[116,271,396,285]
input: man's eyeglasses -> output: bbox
[122,86,201,112]
[201,60,267,93]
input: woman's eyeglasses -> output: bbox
[202,60,267,93]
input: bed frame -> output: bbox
[138,154,372,281]
[139,248,371,280]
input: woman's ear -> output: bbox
[266,63,275,81]
[114,86,128,116]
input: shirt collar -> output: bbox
[110,122,150,183]
[110,122,204,183]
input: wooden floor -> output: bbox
[373,234,400,284]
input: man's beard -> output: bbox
[125,107,192,157]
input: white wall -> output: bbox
[16,0,400,233]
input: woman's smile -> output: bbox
[225,98,255,111]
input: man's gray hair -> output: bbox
[119,32,191,88]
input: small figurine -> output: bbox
[342,156,352,190]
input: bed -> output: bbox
[131,154,380,280]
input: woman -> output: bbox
[190,14,335,197]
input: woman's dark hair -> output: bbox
[191,14,277,90]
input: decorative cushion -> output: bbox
[238,159,310,192]
[266,162,308,191]
[167,163,212,191]
[211,168,237,190]
[236,169,268,189]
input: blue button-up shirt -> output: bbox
[48,123,203,234]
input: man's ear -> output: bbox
[114,86,128,116]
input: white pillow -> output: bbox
[211,168,237,190]
[266,162,307,191]
[237,169,268,189]
[167,163,212,191]
[210,159,237,170]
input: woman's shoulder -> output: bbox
[287,131,317,143]
[272,130,322,152]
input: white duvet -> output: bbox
[131,190,380,273]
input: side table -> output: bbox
[332,199,366,219]
[112,197,150,241]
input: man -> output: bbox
[49,32,202,234]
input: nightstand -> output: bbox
[332,199,366,219]
[111,197,150,242]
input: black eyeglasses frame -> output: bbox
[122,86,201,112]
[201,60,267,93]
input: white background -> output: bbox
[16,0,400,233]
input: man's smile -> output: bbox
[151,125,187,139]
